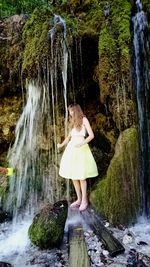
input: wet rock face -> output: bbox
[28,200,68,249]
[0,262,12,267]
[90,127,140,226]
[0,96,22,164]
[0,209,12,223]
[0,15,26,162]
[0,15,27,97]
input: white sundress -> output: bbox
[59,125,98,180]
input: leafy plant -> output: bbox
[0,0,48,16]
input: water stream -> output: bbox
[132,1,150,215]
[0,15,70,266]
[0,212,150,266]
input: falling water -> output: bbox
[132,2,150,215]
[49,14,68,134]
[48,14,70,200]
[0,15,70,265]
[5,15,70,218]
[6,82,55,217]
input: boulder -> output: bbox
[28,200,68,249]
[90,127,140,226]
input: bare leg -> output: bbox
[70,180,82,208]
[79,180,88,211]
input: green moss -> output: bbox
[60,1,103,37]
[28,201,68,249]
[142,0,150,32]
[65,0,100,12]
[21,1,104,74]
[99,27,116,56]
[63,15,79,39]
[99,1,131,56]
[22,7,52,75]
[142,0,150,13]
[29,215,63,248]
[97,0,132,114]
[111,1,131,55]
[22,7,80,73]
[90,127,141,226]
[80,5,103,35]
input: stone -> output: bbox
[28,200,68,249]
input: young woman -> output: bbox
[57,103,98,211]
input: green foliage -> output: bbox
[0,0,48,16]
[99,0,131,57]
[142,0,150,13]
[110,0,131,56]
[80,4,103,35]
[56,1,103,37]
[99,27,116,56]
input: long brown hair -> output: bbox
[68,103,84,131]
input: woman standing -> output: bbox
[57,103,98,211]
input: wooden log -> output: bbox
[81,208,125,257]
[68,225,90,267]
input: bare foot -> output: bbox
[79,202,88,211]
[70,200,81,208]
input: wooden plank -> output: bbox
[68,225,90,267]
[81,208,125,257]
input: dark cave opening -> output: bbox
[68,35,100,109]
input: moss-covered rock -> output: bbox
[22,7,52,77]
[97,0,137,131]
[98,0,131,98]
[53,0,103,37]
[90,127,140,226]
[0,15,28,96]
[21,0,104,78]
[28,200,68,249]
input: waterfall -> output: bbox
[7,82,53,217]
[6,15,69,218]
[48,14,70,201]
[132,3,150,215]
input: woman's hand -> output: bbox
[57,143,62,149]
[0,167,7,174]
[75,142,85,148]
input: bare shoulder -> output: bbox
[83,116,90,125]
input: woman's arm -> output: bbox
[57,133,71,148]
[76,117,94,147]
[0,167,7,174]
